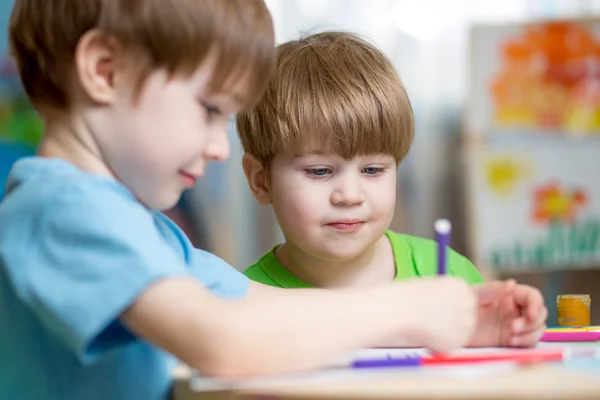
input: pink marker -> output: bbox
[541,331,600,342]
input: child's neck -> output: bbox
[38,113,115,178]
[275,235,396,288]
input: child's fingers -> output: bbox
[509,323,547,347]
[530,306,548,326]
[527,300,546,321]
[474,280,515,306]
[499,294,518,318]
[512,285,544,320]
[511,306,547,334]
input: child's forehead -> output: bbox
[176,45,272,112]
[193,57,253,108]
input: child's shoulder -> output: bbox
[0,157,158,262]
[0,157,193,305]
[387,230,435,249]
[243,249,282,287]
[386,231,483,283]
[1,157,146,220]
[243,247,316,288]
[386,230,440,259]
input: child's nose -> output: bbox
[330,177,364,206]
[204,131,230,162]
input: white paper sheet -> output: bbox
[188,347,535,392]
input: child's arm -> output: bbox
[20,191,475,378]
[121,276,476,377]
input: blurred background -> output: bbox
[1,0,599,325]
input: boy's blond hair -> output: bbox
[237,31,414,166]
[10,0,275,113]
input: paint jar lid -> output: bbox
[557,294,591,305]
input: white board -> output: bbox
[466,136,600,272]
[465,19,600,272]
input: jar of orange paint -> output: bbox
[557,294,591,327]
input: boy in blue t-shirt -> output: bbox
[0,2,546,400]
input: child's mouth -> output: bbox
[179,171,198,188]
[326,220,365,232]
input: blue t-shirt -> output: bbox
[0,157,249,400]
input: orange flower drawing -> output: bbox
[490,22,600,134]
[532,182,588,224]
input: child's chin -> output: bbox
[146,192,182,211]
[316,247,367,263]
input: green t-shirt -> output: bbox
[244,231,484,288]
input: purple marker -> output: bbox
[435,218,451,275]
[352,356,422,369]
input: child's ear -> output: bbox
[74,29,121,105]
[242,153,271,205]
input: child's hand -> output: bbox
[409,277,478,353]
[468,280,548,348]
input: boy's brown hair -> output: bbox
[237,31,414,166]
[9,0,275,113]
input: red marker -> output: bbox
[352,348,596,369]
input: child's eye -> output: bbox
[202,102,222,118]
[305,167,332,177]
[362,166,386,176]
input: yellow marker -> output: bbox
[557,294,591,327]
[546,326,600,332]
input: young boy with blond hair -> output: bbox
[238,31,547,347]
[0,2,522,399]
